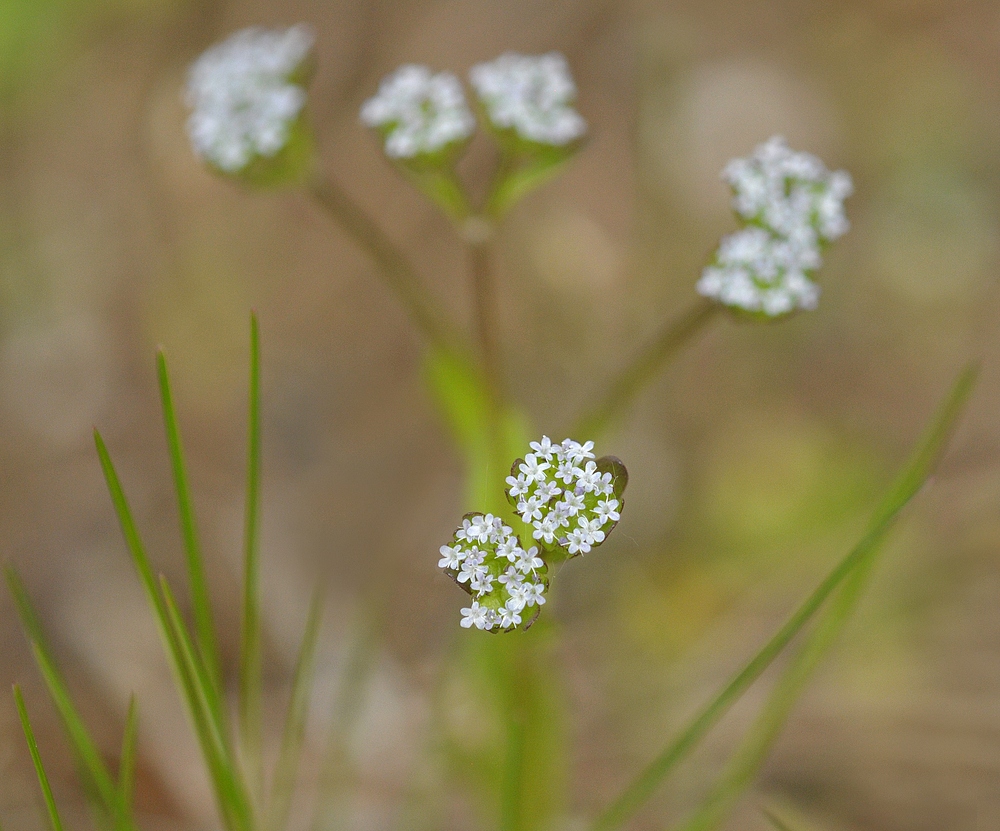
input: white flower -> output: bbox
[460,602,491,630]
[519,453,550,482]
[506,473,531,498]
[724,136,852,243]
[438,544,464,569]
[529,436,556,460]
[440,512,547,632]
[469,52,586,145]
[697,226,821,316]
[523,582,546,607]
[595,498,620,524]
[700,136,851,317]
[186,25,313,173]
[360,64,475,158]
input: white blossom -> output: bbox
[439,512,547,632]
[360,64,475,158]
[469,52,586,145]
[506,436,625,559]
[186,25,313,173]
[698,136,852,317]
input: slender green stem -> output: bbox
[572,299,720,439]
[157,349,223,698]
[240,312,264,803]
[13,685,64,831]
[468,238,502,401]
[307,171,466,357]
[500,711,527,831]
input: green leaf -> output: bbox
[94,429,250,831]
[267,589,324,831]
[4,567,131,830]
[118,695,138,808]
[157,349,224,700]
[672,365,979,831]
[240,311,264,800]
[159,577,254,831]
[591,363,978,831]
[13,684,65,831]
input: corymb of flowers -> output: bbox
[186,25,314,174]
[359,65,475,160]
[439,438,627,633]
[468,52,587,147]
[697,135,853,318]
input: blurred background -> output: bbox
[2,0,1000,829]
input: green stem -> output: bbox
[307,171,466,358]
[240,313,264,804]
[572,299,720,439]
[14,685,65,831]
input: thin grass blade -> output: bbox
[240,312,264,797]
[118,695,139,807]
[266,589,324,831]
[14,685,65,831]
[159,576,254,831]
[762,808,798,831]
[4,567,128,828]
[672,365,978,831]
[94,430,249,831]
[591,364,978,831]
[157,349,223,696]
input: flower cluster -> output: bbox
[359,65,475,159]
[439,514,547,631]
[469,52,587,146]
[186,25,314,173]
[697,136,853,317]
[506,437,623,556]
[362,52,585,159]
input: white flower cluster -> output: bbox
[697,136,853,317]
[360,65,475,159]
[186,25,314,173]
[439,513,547,631]
[469,52,586,146]
[505,437,621,556]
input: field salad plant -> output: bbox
[3,24,978,831]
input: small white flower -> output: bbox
[566,526,592,555]
[499,607,523,629]
[186,25,313,173]
[469,52,586,145]
[535,480,562,502]
[506,473,531,498]
[595,498,620,524]
[518,495,544,523]
[559,491,585,516]
[461,602,492,630]
[532,515,561,545]
[529,436,556,460]
[519,453,550,482]
[523,582,546,607]
[438,544,464,569]
[556,459,578,484]
[360,64,475,158]
[471,570,495,596]
[515,547,545,574]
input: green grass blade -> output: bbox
[14,685,65,831]
[240,312,264,797]
[4,567,129,829]
[672,365,978,831]
[94,429,249,831]
[591,364,978,831]
[762,807,798,831]
[157,349,223,696]
[266,589,324,831]
[118,695,139,807]
[29,643,126,824]
[159,576,254,831]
